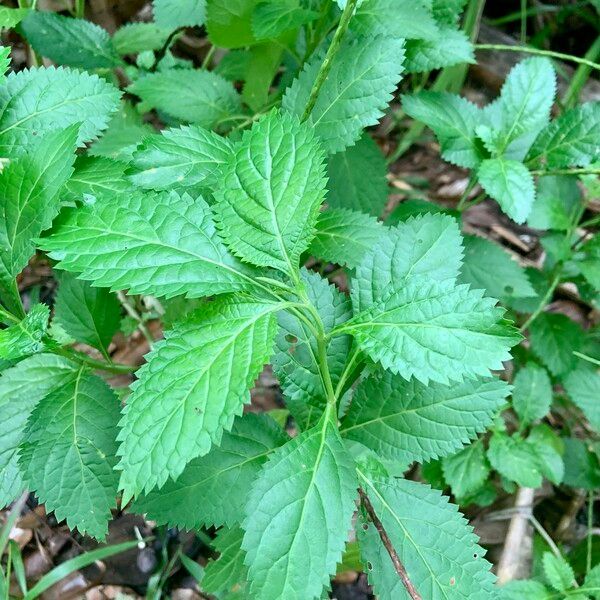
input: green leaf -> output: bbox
[19,368,120,539]
[478,158,535,224]
[351,0,439,39]
[273,270,351,429]
[527,424,564,485]
[487,432,544,488]
[528,102,600,168]
[112,23,170,55]
[215,110,327,275]
[203,527,248,595]
[404,28,474,73]
[132,413,287,529]
[242,418,357,600]
[352,213,464,312]
[128,69,241,130]
[342,280,519,384]
[542,552,575,592]
[242,42,285,112]
[40,191,255,299]
[512,364,553,426]
[252,0,318,39]
[402,91,483,168]
[206,0,258,49]
[0,66,121,155]
[357,474,496,599]
[564,367,600,432]
[342,371,509,464]
[117,297,279,500]
[0,7,29,29]
[583,564,600,597]
[575,234,600,290]
[0,354,79,508]
[563,438,600,490]
[326,134,388,215]
[89,102,153,161]
[0,304,49,361]
[499,580,550,600]
[486,57,556,154]
[0,125,78,302]
[459,235,536,301]
[63,156,133,204]
[153,0,206,28]
[127,124,233,191]
[431,0,468,25]
[529,313,582,376]
[442,440,490,499]
[54,273,120,354]
[283,36,405,153]
[528,175,583,231]
[0,46,10,82]
[20,12,119,69]
[308,208,386,269]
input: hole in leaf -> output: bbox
[285,334,298,344]
[450,577,456,586]
[367,561,373,571]
[504,285,514,295]
[362,523,369,531]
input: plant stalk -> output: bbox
[475,43,600,72]
[358,488,422,600]
[301,0,359,122]
[52,346,136,374]
[563,35,600,108]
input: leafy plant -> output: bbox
[0,0,599,598]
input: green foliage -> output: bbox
[242,417,357,599]
[126,124,233,190]
[342,371,509,464]
[153,0,206,28]
[459,235,536,301]
[215,110,327,275]
[53,273,121,355]
[511,363,553,426]
[357,472,496,599]
[0,304,49,361]
[41,191,254,299]
[0,125,78,309]
[0,3,597,597]
[20,12,120,69]
[128,69,241,130]
[283,35,405,153]
[0,66,121,155]
[117,297,280,500]
[20,369,121,539]
[326,134,389,215]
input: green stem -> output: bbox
[201,44,216,70]
[334,345,362,399]
[53,346,137,374]
[532,167,600,177]
[1,280,26,319]
[529,515,565,564]
[573,351,600,367]
[301,0,359,122]
[587,492,595,574]
[456,175,478,211]
[117,291,154,347]
[0,306,20,325]
[563,35,600,108]
[75,0,84,18]
[519,272,560,332]
[476,43,600,72]
[520,0,527,43]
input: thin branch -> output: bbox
[476,43,600,72]
[301,0,359,121]
[358,488,422,600]
[117,291,154,346]
[150,26,186,72]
